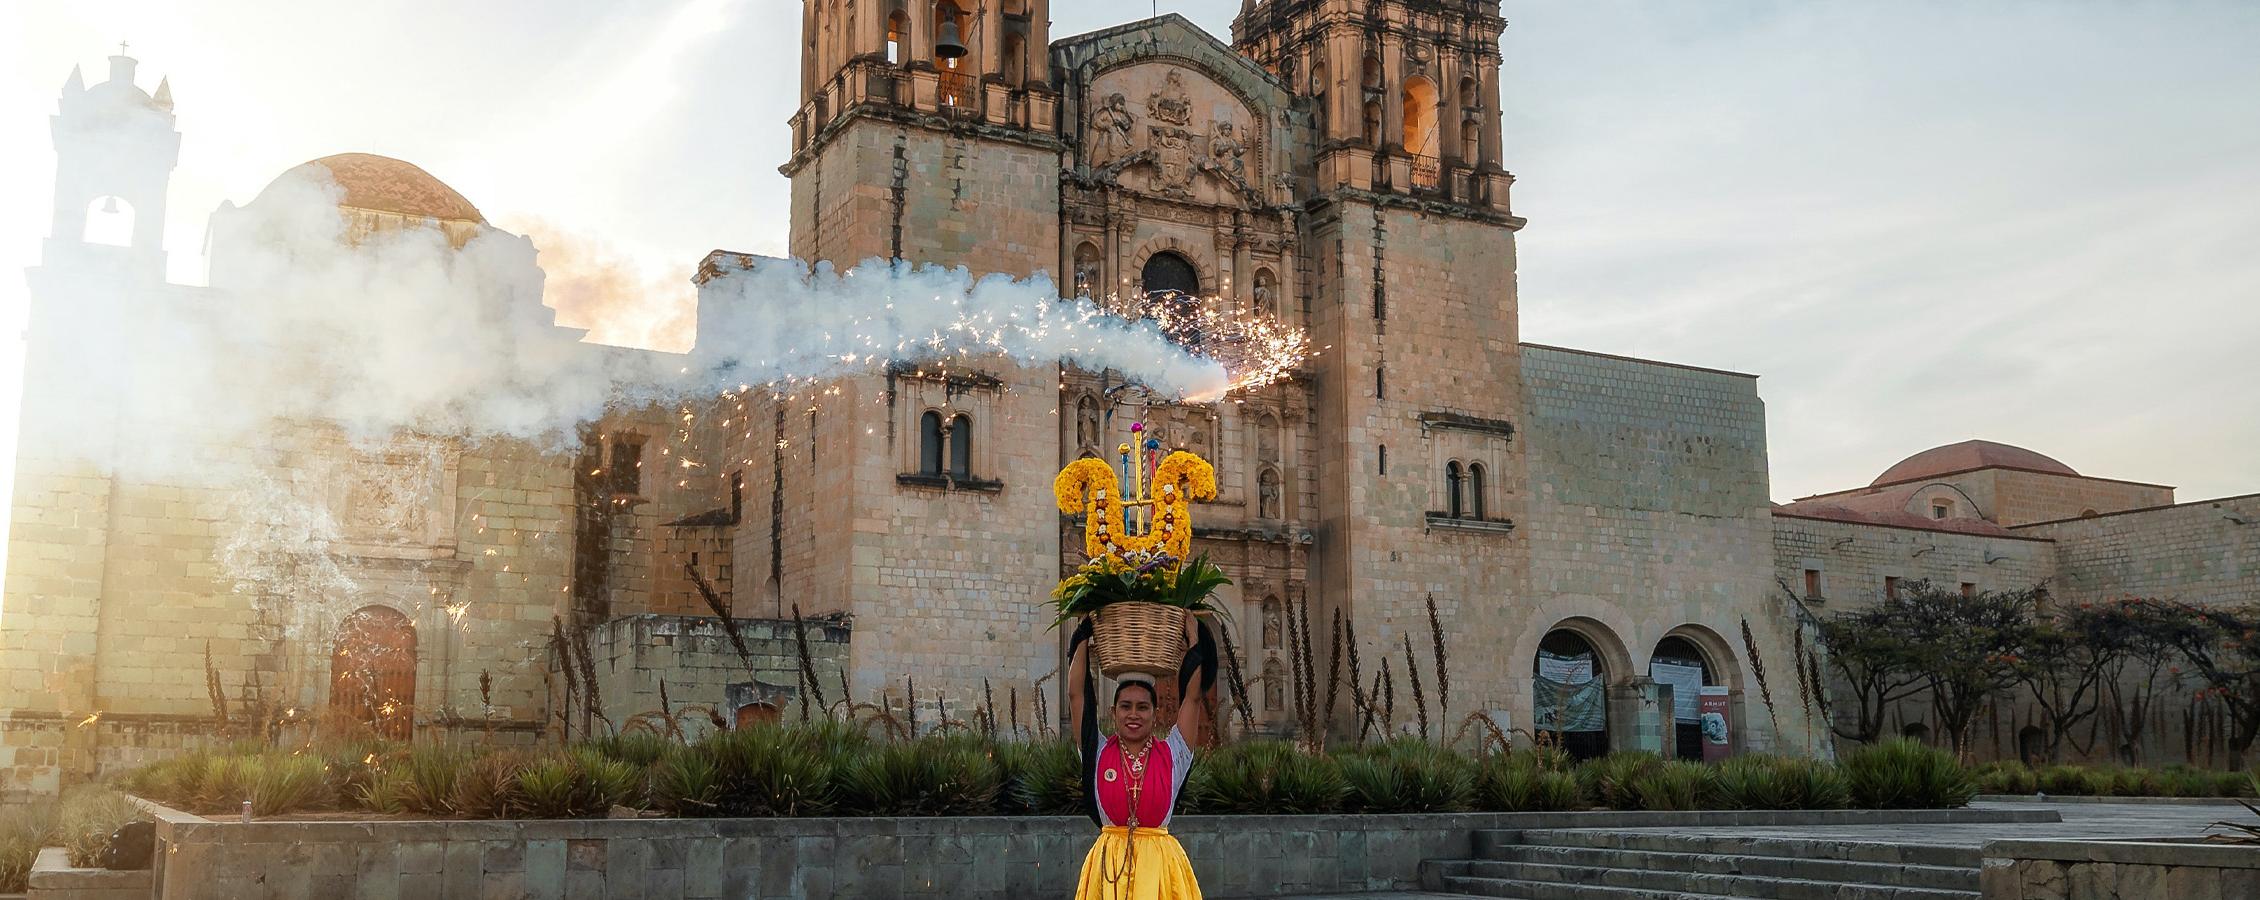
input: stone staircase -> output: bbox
[1420,828,1982,900]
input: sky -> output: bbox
[2,0,2256,514]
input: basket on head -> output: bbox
[1092,602,1189,679]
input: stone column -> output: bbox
[980,1,1003,82]
[909,0,935,69]
[1479,60,1503,169]
[1380,35,1405,152]
[1438,55,1464,166]
[1608,678,1669,755]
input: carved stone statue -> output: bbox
[1208,121,1247,181]
[1089,93,1135,165]
[1258,468,1282,520]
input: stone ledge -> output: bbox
[1983,837,2260,869]
[27,847,150,897]
[1975,793,2255,807]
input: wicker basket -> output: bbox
[1091,602,1190,679]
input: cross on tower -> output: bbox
[117,40,129,56]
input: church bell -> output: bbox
[934,19,969,60]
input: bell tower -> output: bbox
[1235,0,1533,710]
[44,48,180,281]
[1236,0,1512,208]
[785,0,1062,275]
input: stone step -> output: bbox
[1483,829,1981,868]
[1435,873,1977,900]
[1454,858,1977,900]
[1467,843,1978,891]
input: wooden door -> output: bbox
[330,606,417,739]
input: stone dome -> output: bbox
[260,153,485,224]
[1872,439,2077,486]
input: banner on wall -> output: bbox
[1699,686,1732,762]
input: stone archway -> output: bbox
[1648,624,1746,760]
[1534,618,1631,761]
[330,605,417,739]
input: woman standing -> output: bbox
[1066,614,1218,900]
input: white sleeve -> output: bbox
[1167,727,1195,789]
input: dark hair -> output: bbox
[1113,680,1156,705]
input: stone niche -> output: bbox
[1084,62,1260,208]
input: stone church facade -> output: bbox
[3,4,2252,797]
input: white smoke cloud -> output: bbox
[33,165,1230,480]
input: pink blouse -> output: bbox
[1092,727,1195,828]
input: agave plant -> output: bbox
[838,736,1001,817]
[247,754,331,816]
[996,739,1083,816]
[1183,740,1347,814]
[1577,752,1664,811]
[700,725,840,817]
[1842,738,1976,809]
[1474,758,1583,812]
[1340,737,1474,813]
[1631,761,1718,811]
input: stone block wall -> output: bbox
[1,426,573,797]
[1981,838,2260,900]
[2015,493,2260,606]
[583,614,849,737]
[1773,515,2056,611]
[1983,470,2174,527]
[1517,344,1803,752]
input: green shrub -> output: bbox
[651,746,725,817]
[1843,739,1975,809]
[996,740,1083,816]
[2035,764,2091,796]
[697,725,839,817]
[1632,760,1717,811]
[1183,741,1346,814]
[247,754,331,816]
[1339,738,1474,813]
[838,736,1000,817]
[57,788,142,868]
[586,732,673,769]
[1577,752,1664,811]
[194,756,253,813]
[355,768,412,815]
[1715,755,1850,810]
[0,799,55,892]
[573,748,646,811]
[447,751,529,819]
[401,744,473,815]
[1971,761,2038,795]
[1473,756,1583,812]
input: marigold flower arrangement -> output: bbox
[1051,439,1228,675]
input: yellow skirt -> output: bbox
[1073,825,1203,900]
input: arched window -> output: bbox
[1902,721,1933,744]
[1460,75,1479,110]
[1378,444,1388,475]
[1361,52,1382,90]
[83,196,135,247]
[1142,251,1203,348]
[1536,629,1609,760]
[331,606,417,740]
[1461,116,1481,165]
[948,413,973,478]
[1141,251,1199,298]
[886,10,907,65]
[1468,462,1486,519]
[1362,100,1382,145]
[919,410,944,475]
[1402,76,1437,156]
[1650,636,1715,761]
[1310,62,1329,131]
[1445,461,1464,519]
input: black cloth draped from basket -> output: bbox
[1069,617,1217,826]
